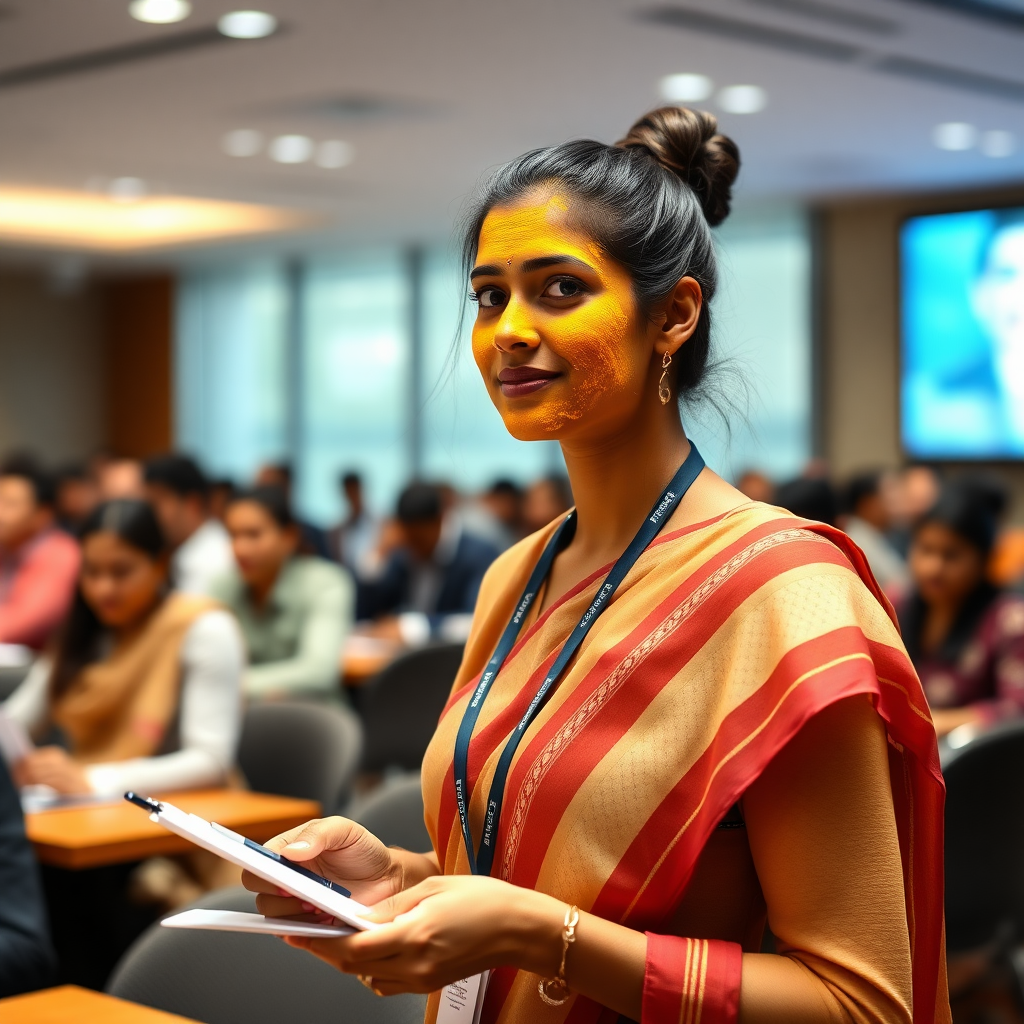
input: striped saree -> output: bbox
[421,503,948,1024]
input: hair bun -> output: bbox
[617,107,740,227]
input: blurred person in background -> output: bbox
[840,470,910,601]
[0,456,80,651]
[255,462,331,559]
[478,479,525,548]
[213,486,353,701]
[735,468,774,504]
[208,478,236,524]
[144,454,233,596]
[53,462,99,533]
[356,481,500,642]
[4,499,243,795]
[887,463,941,558]
[898,483,1024,736]
[97,458,144,500]
[327,470,379,578]
[0,757,54,998]
[521,472,574,535]
[773,475,838,527]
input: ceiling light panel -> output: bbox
[129,0,191,24]
[660,73,713,102]
[269,134,313,163]
[218,10,278,38]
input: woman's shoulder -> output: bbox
[289,555,352,591]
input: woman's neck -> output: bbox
[560,408,691,564]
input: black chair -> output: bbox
[360,643,463,773]
[237,700,363,814]
[943,718,1024,992]
[351,772,431,853]
[107,887,426,1024]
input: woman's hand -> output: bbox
[14,747,93,794]
[241,816,433,921]
[282,874,563,996]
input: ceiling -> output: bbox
[1,0,1023,263]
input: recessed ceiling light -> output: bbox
[218,10,277,38]
[717,85,766,114]
[933,122,976,151]
[0,186,313,251]
[660,73,713,103]
[128,0,191,23]
[269,135,313,164]
[980,129,1015,158]
[223,129,264,157]
[108,177,147,203]
[316,140,353,169]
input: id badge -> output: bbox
[437,971,489,1024]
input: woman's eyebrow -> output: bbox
[470,264,501,280]
[471,254,595,280]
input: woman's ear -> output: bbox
[654,276,702,359]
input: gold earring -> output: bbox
[658,352,672,405]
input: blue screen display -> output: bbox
[900,206,1024,460]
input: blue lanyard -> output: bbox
[453,443,706,877]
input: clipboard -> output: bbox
[162,908,355,938]
[124,792,375,932]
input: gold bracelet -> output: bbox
[538,904,579,1006]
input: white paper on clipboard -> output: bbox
[0,708,32,768]
[128,795,375,932]
[162,908,354,938]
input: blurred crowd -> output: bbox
[741,463,1024,739]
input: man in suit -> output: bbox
[356,483,500,642]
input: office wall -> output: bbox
[0,271,106,462]
[818,184,1024,522]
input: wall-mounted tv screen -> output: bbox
[900,205,1024,460]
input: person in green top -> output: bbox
[211,485,354,701]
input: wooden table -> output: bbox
[26,789,320,870]
[0,985,199,1023]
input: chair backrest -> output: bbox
[352,772,431,853]
[361,643,464,772]
[238,701,363,814]
[108,887,425,1024]
[943,718,1024,952]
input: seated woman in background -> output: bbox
[4,500,243,796]
[212,486,353,701]
[899,483,1024,736]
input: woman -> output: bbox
[5,500,242,796]
[211,486,353,701]
[899,483,1024,737]
[246,108,948,1023]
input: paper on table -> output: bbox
[163,908,354,938]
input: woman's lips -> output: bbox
[497,366,561,398]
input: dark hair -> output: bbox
[774,477,839,527]
[0,453,56,509]
[843,470,883,516]
[914,480,1007,560]
[461,106,740,398]
[488,478,522,498]
[50,500,167,699]
[144,454,209,499]
[228,485,294,528]
[340,471,362,489]
[396,483,442,523]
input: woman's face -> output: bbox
[908,521,986,606]
[79,531,167,628]
[225,500,297,588]
[470,189,697,443]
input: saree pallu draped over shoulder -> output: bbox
[421,504,949,1024]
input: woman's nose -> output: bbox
[494,298,541,353]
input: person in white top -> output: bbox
[841,470,911,603]
[144,454,234,595]
[3,499,242,798]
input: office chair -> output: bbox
[238,700,363,814]
[108,887,426,1024]
[352,772,431,853]
[360,643,463,773]
[943,717,1024,998]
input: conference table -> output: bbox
[26,788,321,869]
[0,985,199,1023]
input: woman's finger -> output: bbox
[363,877,440,923]
[253,892,310,918]
[240,869,284,895]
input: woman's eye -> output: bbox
[475,286,506,308]
[543,278,584,299]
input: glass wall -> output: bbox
[175,208,812,525]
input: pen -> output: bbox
[209,821,352,898]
